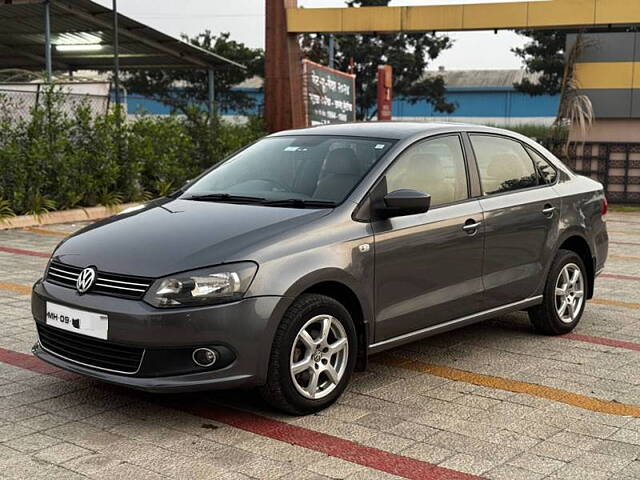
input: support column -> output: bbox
[328,35,335,69]
[112,0,121,107]
[208,68,216,116]
[265,0,305,132]
[44,0,52,82]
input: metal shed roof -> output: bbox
[423,69,541,89]
[0,0,245,72]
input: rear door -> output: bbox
[372,134,485,342]
[468,134,561,308]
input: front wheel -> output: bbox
[528,249,588,335]
[259,294,357,415]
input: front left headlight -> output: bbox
[143,262,258,308]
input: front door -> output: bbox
[372,135,485,343]
[469,134,561,307]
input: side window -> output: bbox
[385,135,468,207]
[525,146,557,184]
[470,135,539,195]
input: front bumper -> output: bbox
[31,280,291,392]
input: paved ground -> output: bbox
[0,213,640,479]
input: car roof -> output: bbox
[267,121,509,140]
[265,121,574,178]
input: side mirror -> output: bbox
[378,189,431,218]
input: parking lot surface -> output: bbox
[1,213,640,479]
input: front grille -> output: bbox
[46,261,153,300]
[37,323,144,374]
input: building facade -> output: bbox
[126,70,559,127]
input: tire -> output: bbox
[528,249,588,335]
[259,293,357,415]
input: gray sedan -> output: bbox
[31,122,608,414]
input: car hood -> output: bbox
[54,198,330,277]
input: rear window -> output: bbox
[525,146,558,184]
[470,135,539,195]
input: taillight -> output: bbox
[601,197,608,216]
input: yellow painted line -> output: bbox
[591,297,640,310]
[379,356,640,418]
[0,282,31,295]
[23,227,68,238]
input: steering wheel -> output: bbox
[253,178,290,191]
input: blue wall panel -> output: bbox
[125,88,559,120]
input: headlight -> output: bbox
[143,262,257,308]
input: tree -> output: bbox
[122,31,264,115]
[300,0,455,120]
[512,31,566,96]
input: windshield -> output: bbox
[182,135,395,205]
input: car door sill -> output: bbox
[368,295,543,354]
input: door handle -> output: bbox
[462,220,482,234]
[542,204,555,217]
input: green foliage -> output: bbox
[0,86,265,217]
[301,0,454,120]
[24,192,56,220]
[0,199,15,224]
[513,31,566,96]
[122,31,264,115]
[491,123,568,142]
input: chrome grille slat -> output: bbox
[96,278,150,287]
[49,266,79,277]
[47,271,78,282]
[94,282,147,293]
[45,261,153,299]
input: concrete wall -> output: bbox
[569,32,640,142]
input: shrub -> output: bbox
[0,86,265,216]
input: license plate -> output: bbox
[45,302,108,340]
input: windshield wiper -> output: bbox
[183,193,266,204]
[262,198,337,208]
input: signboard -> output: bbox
[302,59,356,126]
[377,65,393,121]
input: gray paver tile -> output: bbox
[548,463,611,479]
[63,453,125,475]
[2,215,640,480]
[33,441,93,464]
[507,452,566,475]
[399,442,454,463]
[2,431,61,453]
[308,456,365,479]
[437,453,501,475]
[0,422,34,442]
[486,464,545,480]
[612,429,640,446]
[86,461,166,479]
[529,440,584,462]
[572,451,634,473]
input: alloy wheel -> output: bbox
[289,314,349,400]
[554,262,584,323]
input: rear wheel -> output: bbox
[528,249,588,335]
[259,294,356,415]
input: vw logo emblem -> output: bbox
[76,267,97,294]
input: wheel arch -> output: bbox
[557,234,595,299]
[301,281,368,371]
